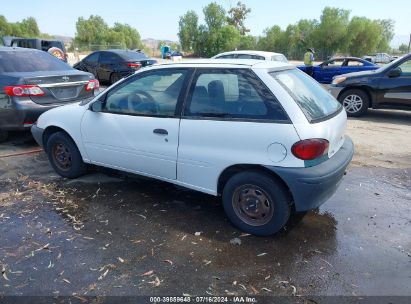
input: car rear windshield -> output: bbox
[118,51,149,61]
[0,50,71,72]
[270,69,341,122]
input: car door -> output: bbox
[81,52,100,77]
[320,59,345,83]
[98,52,120,83]
[177,68,297,194]
[81,68,192,180]
[377,57,411,108]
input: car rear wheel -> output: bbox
[0,130,8,143]
[222,171,291,236]
[46,132,87,178]
[339,89,369,117]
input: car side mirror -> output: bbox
[387,67,401,78]
[90,99,104,112]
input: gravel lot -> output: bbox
[0,107,410,301]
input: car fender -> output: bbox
[36,103,90,161]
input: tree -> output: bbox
[398,44,409,54]
[238,35,257,50]
[0,15,11,36]
[346,17,381,57]
[204,2,226,30]
[178,10,199,52]
[198,2,241,57]
[74,15,143,51]
[313,7,350,59]
[257,25,287,54]
[227,1,251,35]
[375,19,395,52]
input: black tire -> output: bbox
[222,171,291,236]
[110,73,121,85]
[0,130,8,143]
[46,132,87,178]
[338,89,369,117]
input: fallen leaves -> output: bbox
[163,259,173,266]
[62,278,71,284]
[142,270,154,276]
[148,276,161,287]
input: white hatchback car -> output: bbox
[212,50,288,63]
[32,59,353,236]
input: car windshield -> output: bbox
[118,51,149,61]
[0,50,71,72]
[375,55,405,73]
[271,69,341,122]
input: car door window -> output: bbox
[346,60,364,66]
[185,69,289,121]
[100,52,121,64]
[398,59,411,76]
[215,54,236,59]
[236,54,265,60]
[324,59,344,67]
[84,52,99,64]
[103,69,188,117]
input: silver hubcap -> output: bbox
[343,94,363,113]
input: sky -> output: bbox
[2,0,411,46]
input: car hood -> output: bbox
[338,69,378,79]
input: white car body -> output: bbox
[32,60,353,234]
[212,50,288,63]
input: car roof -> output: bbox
[152,59,293,70]
[213,50,285,58]
[102,49,145,54]
[0,46,42,53]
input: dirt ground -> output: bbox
[347,109,411,168]
[0,108,410,302]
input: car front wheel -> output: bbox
[339,89,369,117]
[46,132,87,178]
[222,171,291,236]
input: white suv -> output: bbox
[32,59,354,236]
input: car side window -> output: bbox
[325,59,344,67]
[84,52,99,64]
[236,54,264,60]
[102,69,188,117]
[398,59,411,76]
[216,54,236,59]
[346,60,364,67]
[100,52,121,64]
[184,69,289,121]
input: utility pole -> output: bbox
[408,33,411,53]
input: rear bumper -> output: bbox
[0,97,57,131]
[31,125,45,147]
[265,136,354,211]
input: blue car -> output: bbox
[298,57,378,84]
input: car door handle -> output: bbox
[153,128,168,135]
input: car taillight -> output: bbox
[291,139,329,160]
[127,63,142,69]
[86,79,100,91]
[3,85,45,97]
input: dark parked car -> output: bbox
[298,57,378,84]
[11,38,67,62]
[329,53,411,116]
[73,49,157,84]
[0,47,99,142]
